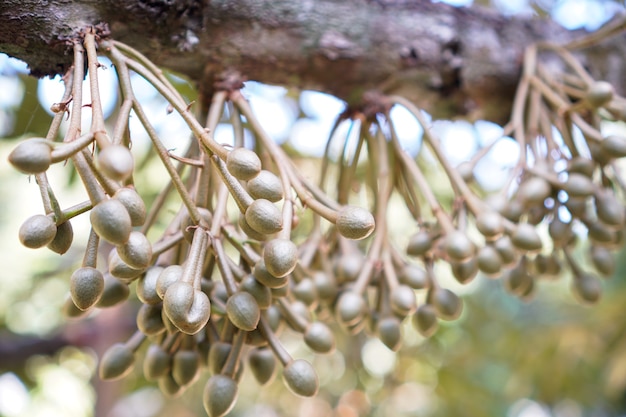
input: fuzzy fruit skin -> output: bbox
[263,238,298,278]
[70,267,105,310]
[203,375,239,417]
[19,214,57,249]
[47,221,73,254]
[247,170,283,202]
[90,199,132,245]
[282,359,319,397]
[8,138,52,174]
[226,147,262,181]
[114,188,146,226]
[335,206,375,240]
[245,199,283,235]
[97,144,134,181]
[226,291,261,331]
[99,343,135,380]
[117,231,153,269]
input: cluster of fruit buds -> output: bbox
[8,27,626,416]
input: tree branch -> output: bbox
[0,0,624,121]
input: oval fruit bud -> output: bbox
[572,273,602,304]
[226,147,262,181]
[444,231,474,262]
[399,264,428,289]
[595,189,625,227]
[46,220,73,254]
[431,288,463,320]
[203,374,239,417]
[282,359,319,397]
[96,273,130,308]
[475,211,504,239]
[406,230,433,257]
[303,322,335,354]
[163,281,211,334]
[238,214,269,241]
[586,80,614,107]
[226,291,261,331]
[590,245,615,277]
[377,316,402,351]
[8,138,52,174]
[19,214,57,249]
[144,344,171,381]
[70,267,104,311]
[451,257,478,284]
[240,275,272,309]
[208,342,232,375]
[99,343,135,380]
[136,304,166,336]
[477,244,502,277]
[137,266,164,305]
[600,135,626,159]
[114,188,146,226]
[90,199,132,245]
[247,170,283,202]
[108,248,144,282]
[253,260,288,289]
[172,349,201,387]
[336,206,375,240]
[263,238,298,278]
[158,373,183,398]
[336,291,366,326]
[517,176,551,206]
[97,144,134,182]
[412,304,439,337]
[248,348,276,385]
[563,173,594,198]
[390,285,417,317]
[117,231,153,270]
[293,278,318,307]
[245,199,283,236]
[156,265,184,299]
[511,223,543,252]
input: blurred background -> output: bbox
[1,0,626,416]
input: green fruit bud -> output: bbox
[444,231,474,262]
[293,278,318,307]
[107,248,144,283]
[511,223,542,252]
[336,291,366,326]
[117,231,152,270]
[203,375,239,417]
[451,257,479,284]
[390,285,417,317]
[572,273,602,304]
[156,265,184,299]
[263,238,298,278]
[590,245,615,277]
[549,217,574,247]
[248,348,276,385]
[70,267,104,311]
[247,170,283,202]
[475,211,504,239]
[245,199,283,236]
[226,147,262,181]
[237,214,269,241]
[334,252,364,283]
[282,359,319,397]
[503,263,533,296]
[304,322,335,354]
[477,244,502,277]
[46,220,73,254]
[595,189,625,227]
[518,176,551,206]
[406,230,433,257]
[431,288,463,320]
[226,291,261,331]
[19,214,57,249]
[144,344,171,381]
[114,188,146,227]
[96,273,130,308]
[8,138,52,174]
[313,271,338,300]
[137,266,164,305]
[240,275,272,309]
[208,342,232,375]
[412,304,439,337]
[163,281,211,334]
[377,316,402,351]
[586,81,614,107]
[336,206,375,240]
[136,304,166,336]
[563,173,594,198]
[253,260,288,289]
[90,199,132,245]
[158,372,183,398]
[99,343,135,380]
[97,144,134,182]
[399,264,428,289]
[172,349,201,387]
[494,235,517,266]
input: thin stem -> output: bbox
[257,315,292,367]
[82,228,100,268]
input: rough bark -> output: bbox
[0,0,624,121]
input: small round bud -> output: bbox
[282,359,319,397]
[226,147,262,181]
[70,267,104,311]
[46,220,73,254]
[390,285,417,316]
[406,230,433,257]
[136,304,166,336]
[163,281,211,334]
[172,349,201,387]
[245,199,283,236]
[8,138,52,174]
[226,291,261,331]
[90,199,132,245]
[304,322,335,354]
[96,273,130,308]
[572,273,602,304]
[114,188,146,226]
[263,238,298,278]
[247,170,283,202]
[412,304,439,337]
[248,348,276,385]
[108,248,144,282]
[117,231,152,270]
[431,288,463,320]
[336,206,375,240]
[444,231,474,262]
[377,316,402,351]
[99,343,135,380]
[19,214,57,249]
[203,375,239,417]
[336,291,366,326]
[586,81,614,108]
[144,344,171,381]
[511,223,543,252]
[97,144,134,182]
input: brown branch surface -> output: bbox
[0,0,625,121]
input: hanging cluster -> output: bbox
[7,26,626,416]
